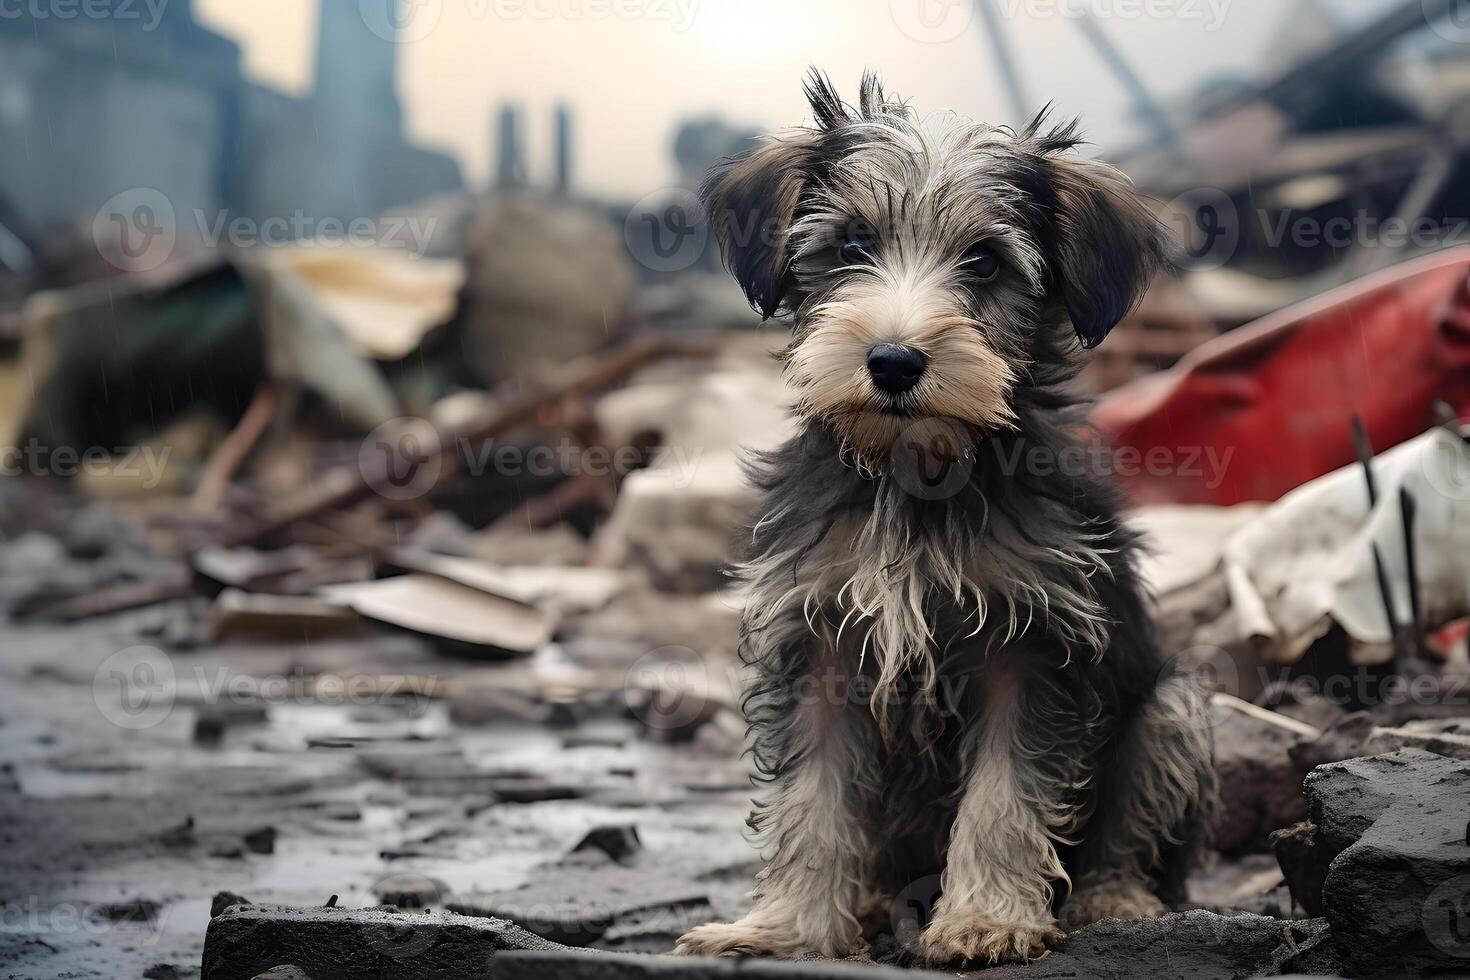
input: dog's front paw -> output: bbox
[675,919,800,958]
[916,912,1062,965]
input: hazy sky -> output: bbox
[192,0,1376,200]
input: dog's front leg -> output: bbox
[676,641,872,958]
[919,663,1068,965]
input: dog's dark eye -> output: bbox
[838,239,871,266]
[964,246,1002,283]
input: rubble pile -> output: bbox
[4,198,1470,980]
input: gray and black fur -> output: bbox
[675,72,1214,966]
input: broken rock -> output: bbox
[1297,749,1470,975]
[1209,695,1316,852]
[982,911,1338,980]
[201,902,559,980]
[573,825,641,864]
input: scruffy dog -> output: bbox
[674,72,1214,966]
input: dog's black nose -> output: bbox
[867,344,927,394]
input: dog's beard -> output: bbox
[785,311,1019,468]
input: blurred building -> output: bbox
[494,105,528,190]
[0,0,462,246]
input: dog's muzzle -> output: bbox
[867,344,927,395]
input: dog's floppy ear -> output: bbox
[701,132,818,320]
[1028,122,1170,348]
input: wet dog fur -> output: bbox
[674,72,1215,967]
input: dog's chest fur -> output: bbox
[742,429,1115,715]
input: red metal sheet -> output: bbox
[1092,248,1470,506]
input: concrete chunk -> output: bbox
[201,903,560,980]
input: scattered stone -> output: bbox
[193,702,271,743]
[450,862,715,949]
[210,844,246,860]
[1209,695,1316,852]
[980,911,1338,979]
[143,964,195,980]
[200,902,558,980]
[1255,679,1349,732]
[250,968,312,980]
[488,778,585,804]
[1269,821,1330,917]
[211,892,254,918]
[159,816,197,847]
[495,949,945,977]
[573,825,641,864]
[1184,853,1293,919]
[93,899,160,924]
[1296,749,1470,975]
[562,733,627,749]
[1288,711,1375,772]
[371,874,449,910]
[590,898,716,954]
[242,826,277,855]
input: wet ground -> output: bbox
[0,604,761,979]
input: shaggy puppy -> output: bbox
[674,72,1214,967]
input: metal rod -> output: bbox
[1350,414,1407,662]
[1350,414,1378,507]
[974,0,1033,128]
[1071,10,1180,150]
[1400,487,1425,658]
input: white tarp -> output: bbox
[1222,426,1470,664]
